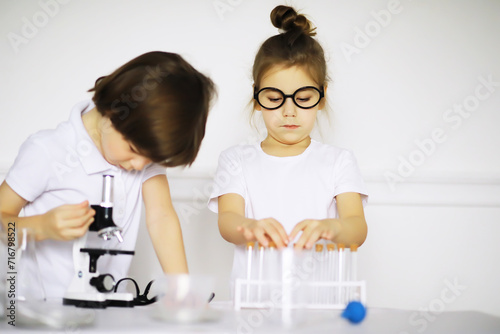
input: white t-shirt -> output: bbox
[5,100,166,299]
[207,140,368,282]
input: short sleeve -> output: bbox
[332,150,369,206]
[142,163,166,183]
[207,147,246,213]
[5,135,53,202]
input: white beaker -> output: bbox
[0,223,44,321]
[2,222,95,328]
[16,227,46,303]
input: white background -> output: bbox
[1,0,499,320]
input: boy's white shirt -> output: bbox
[208,139,368,283]
[5,100,165,299]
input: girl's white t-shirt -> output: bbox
[208,140,368,282]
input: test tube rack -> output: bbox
[234,242,366,310]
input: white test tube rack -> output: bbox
[234,242,366,310]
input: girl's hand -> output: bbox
[40,201,95,241]
[289,219,340,250]
[236,218,289,248]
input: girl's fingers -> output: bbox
[237,219,289,248]
[304,230,322,249]
[293,233,307,249]
[265,224,288,248]
[294,224,320,249]
[271,221,289,246]
[289,221,307,242]
[253,228,269,247]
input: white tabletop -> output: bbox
[1,301,500,333]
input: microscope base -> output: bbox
[63,292,134,308]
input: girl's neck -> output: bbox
[261,136,311,157]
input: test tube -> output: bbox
[344,245,352,303]
[314,244,324,305]
[350,244,358,281]
[257,243,264,303]
[267,241,278,305]
[245,241,255,303]
[337,243,345,304]
[291,244,307,306]
[349,244,358,301]
[326,243,335,305]
[281,246,293,308]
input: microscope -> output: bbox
[63,175,135,308]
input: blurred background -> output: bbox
[1,0,499,319]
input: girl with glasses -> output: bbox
[208,6,368,287]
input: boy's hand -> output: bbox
[236,218,289,248]
[41,201,95,241]
[289,219,340,250]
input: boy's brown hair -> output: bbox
[89,51,216,167]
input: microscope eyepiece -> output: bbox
[101,174,114,208]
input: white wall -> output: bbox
[1,0,499,318]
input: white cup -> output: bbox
[153,274,215,323]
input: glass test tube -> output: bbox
[337,243,345,304]
[326,243,336,305]
[349,244,358,301]
[350,244,358,281]
[344,245,352,303]
[245,241,254,303]
[281,246,293,308]
[264,241,278,306]
[291,244,307,305]
[257,243,264,303]
[314,244,324,305]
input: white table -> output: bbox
[1,301,500,333]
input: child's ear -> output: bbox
[319,85,328,110]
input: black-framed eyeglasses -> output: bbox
[254,86,324,110]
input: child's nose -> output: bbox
[131,157,151,171]
[282,98,297,117]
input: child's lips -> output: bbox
[282,125,299,129]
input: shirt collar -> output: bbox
[69,100,118,175]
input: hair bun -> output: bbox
[270,5,316,36]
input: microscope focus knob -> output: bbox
[90,274,116,293]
